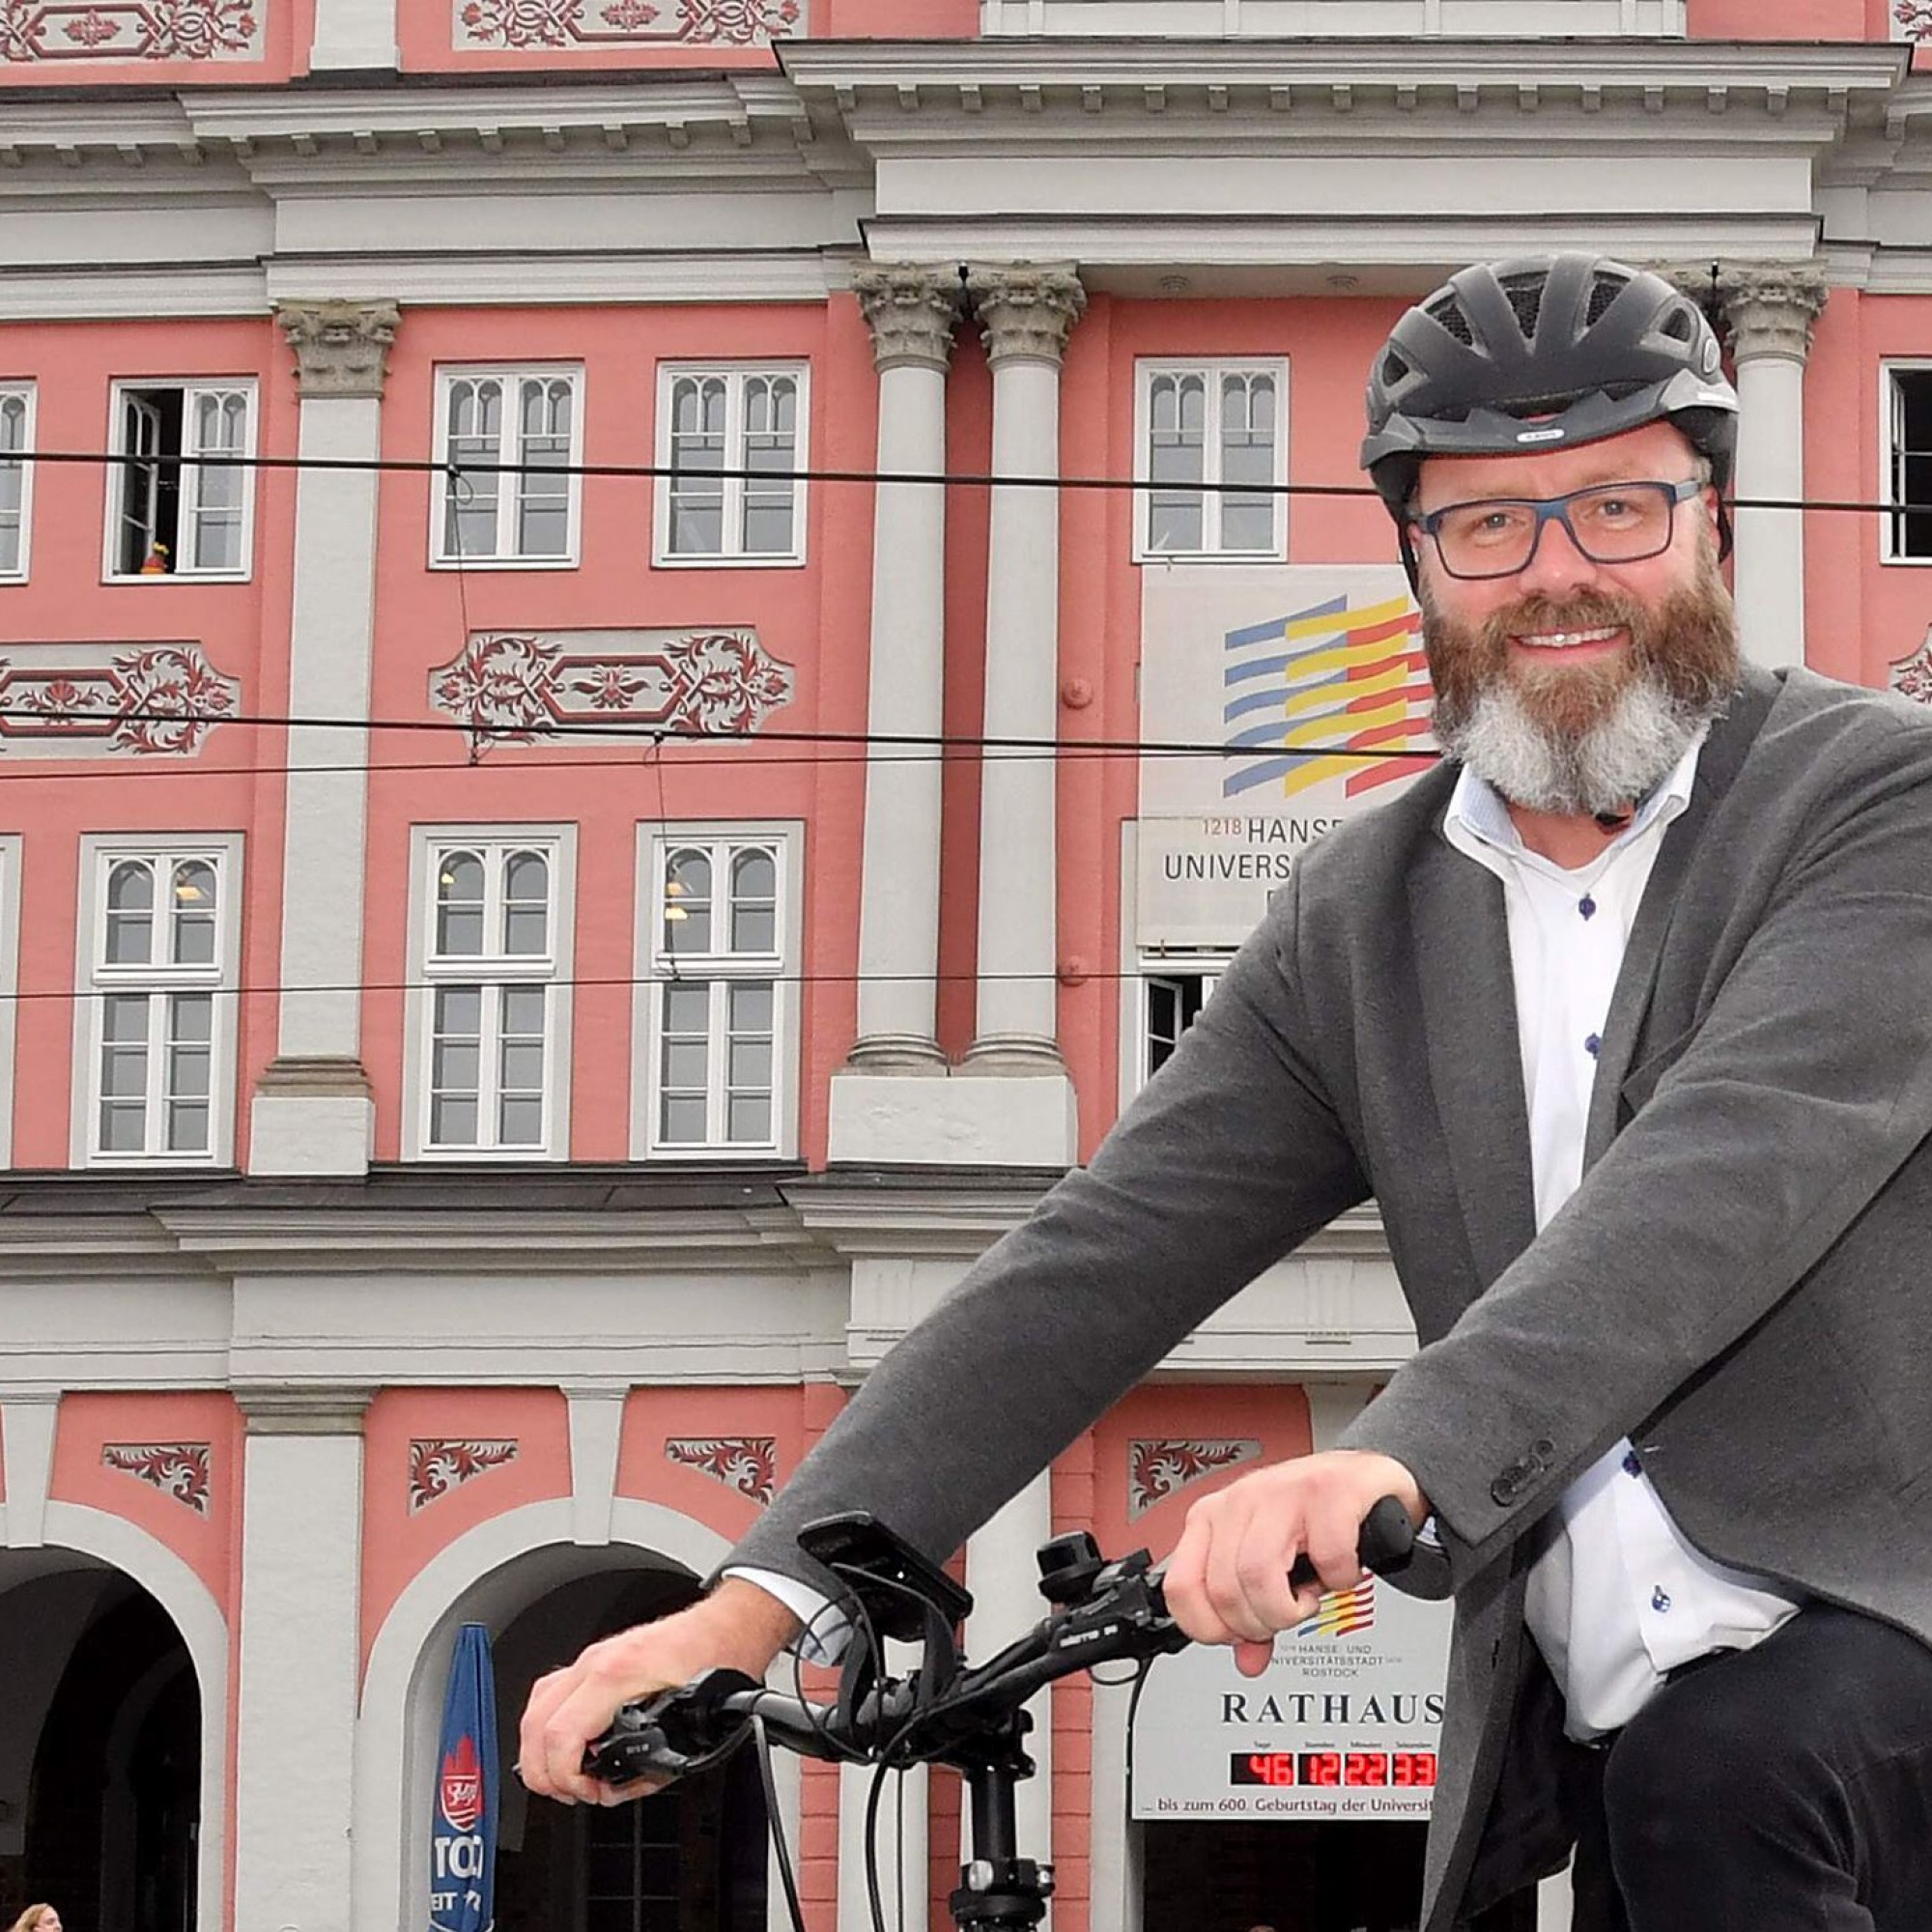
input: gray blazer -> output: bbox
[728,665,1932,1928]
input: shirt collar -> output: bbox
[1444,728,1706,883]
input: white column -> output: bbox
[1719,263,1828,671]
[838,1758,930,1932]
[963,1467,1055,1926]
[308,0,399,69]
[232,1389,369,1932]
[847,268,958,1072]
[250,301,397,1177]
[964,267,1084,1072]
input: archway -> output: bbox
[0,1549,199,1932]
[357,1499,795,1932]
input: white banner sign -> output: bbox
[1130,1576,1453,1821]
[1138,565,1434,949]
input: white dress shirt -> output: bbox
[1444,738,1802,1741]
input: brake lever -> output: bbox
[582,1666,762,1786]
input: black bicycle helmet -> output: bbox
[1360,253,1739,524]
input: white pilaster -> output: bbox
[963,266,1084,1087]
[0,1390,59,1548]
[250,301,397,1177]
[846,266,957,1074]
[1303,1378,1376,1452]
[964,1467,1055,1926]
[233,1389,370,1932]
[308,0,399,70]
[1719,263,1827,672]
[838,1758,930,1932]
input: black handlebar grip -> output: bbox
[1286,1493,1416,1593]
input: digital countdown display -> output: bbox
[1230,1750,1437,1789]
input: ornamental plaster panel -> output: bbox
[429,627,796,756]
[408,1437,519,1512]
[664,1434,777,1504]
[1126,1437,1260,1518]
[452,0,803,50]
[100,1440,213,1516]
[0,642,239,758]
[0,0,264,64]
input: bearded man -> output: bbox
[523,256,1932,1932]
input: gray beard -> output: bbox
[1435,671,1714,818]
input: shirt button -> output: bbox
[1578,895,1597,920]
[1651,1586,1672,1613]
[1622,1450,1642,1477]
[1584,1034,1602,1058]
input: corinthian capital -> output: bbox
[854,265,960,373]
[968,264,1087,369]
[1716,262,1831,365]
[276,299,401,399]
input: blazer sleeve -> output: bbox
[723,866,1372,1598]
[1342,711,1932,1584]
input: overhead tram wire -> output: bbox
[9,440,1924,519]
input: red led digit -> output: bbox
[1246,1752,1294,1786]
[1297,1751,1342,1785]
[1344,1751,1389,1785]
[1392,1752,1438,1787]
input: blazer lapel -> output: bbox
[1408,834,1539,1290]
[1581,668,1780,1163]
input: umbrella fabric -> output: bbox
[430,1622,498,1932]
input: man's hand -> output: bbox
[1161,1450,1428,1679]
[518,1577,802,1806]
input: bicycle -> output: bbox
[583,1501,1418,1932]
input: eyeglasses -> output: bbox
[1411,477,1704,581]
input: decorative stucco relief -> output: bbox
[0,643,238,756]
[1127,1437,1262,1518]
[101,1441,213,1515]
[0,0,263,62]
[410,1437,521,1512]
[665,1435,777,1505]
[1889,631,1932,706]
[454,0,800,50]
[429,627,795,757]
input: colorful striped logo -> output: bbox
[1293,1576,1378,1640]
[1222,592,1434,800]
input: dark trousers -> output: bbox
[1564,1605,1932,1932]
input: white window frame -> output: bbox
[633,821,803,1160]
[101,379,258,582]
[71,836,242,1168]
[430,364,585,570]
[1880,360,1932,564]
[1133,357,1290,562]
[404,826,576,1161]
[0,384,35,582]
[1127,953,1232,1101]
[653,362,810,568]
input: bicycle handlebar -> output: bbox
[583,1495,1416,1788]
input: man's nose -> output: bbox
[1517,512,1601,595]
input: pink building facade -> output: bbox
[1,3,1930,1929]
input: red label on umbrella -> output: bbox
[440,1734,484,1832]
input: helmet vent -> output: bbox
[1499,272,1545,342]
[1426,296,1475,346]
[1585,271,1631,327]
[1660,304,1696,343]
[1380,348,1410,384]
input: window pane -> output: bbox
[660,1093,707,1144]
[663,980,711,1035]
[431,1094,479,1145]
[166,1101,210,1153]
[664,849,712,954]
[0,393,23,576]
[168,1046,211,1102]
[726,1092,772,1143]
[728,849,777,952]
[102,992,150,1048]
[1218,373,1276,553]
[170,992,213,1047]
[1148,372,1206,554]
[171,862,218,964]
[727,1036,772,1090]
[432,1040,480,1093]
[444,378,502,559]
[740,374,798,556]
[434,984,482,1039]
[502,852,550,955]
[436,853,486,957]
[668,376,727,555]
[664,1038,709,1090]
[497,1094,543,1147]
[501,985,546,1037]
[516,378,572,558]
[728,980,774,1035]
[499,1040,545,1092]
[105,860,155,965]
[99,1099,146,1153]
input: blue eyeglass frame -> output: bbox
[1410,475,1706,580]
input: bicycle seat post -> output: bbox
[946,1712,1053,1932]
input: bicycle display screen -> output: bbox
[1228,1750,1438,1788]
